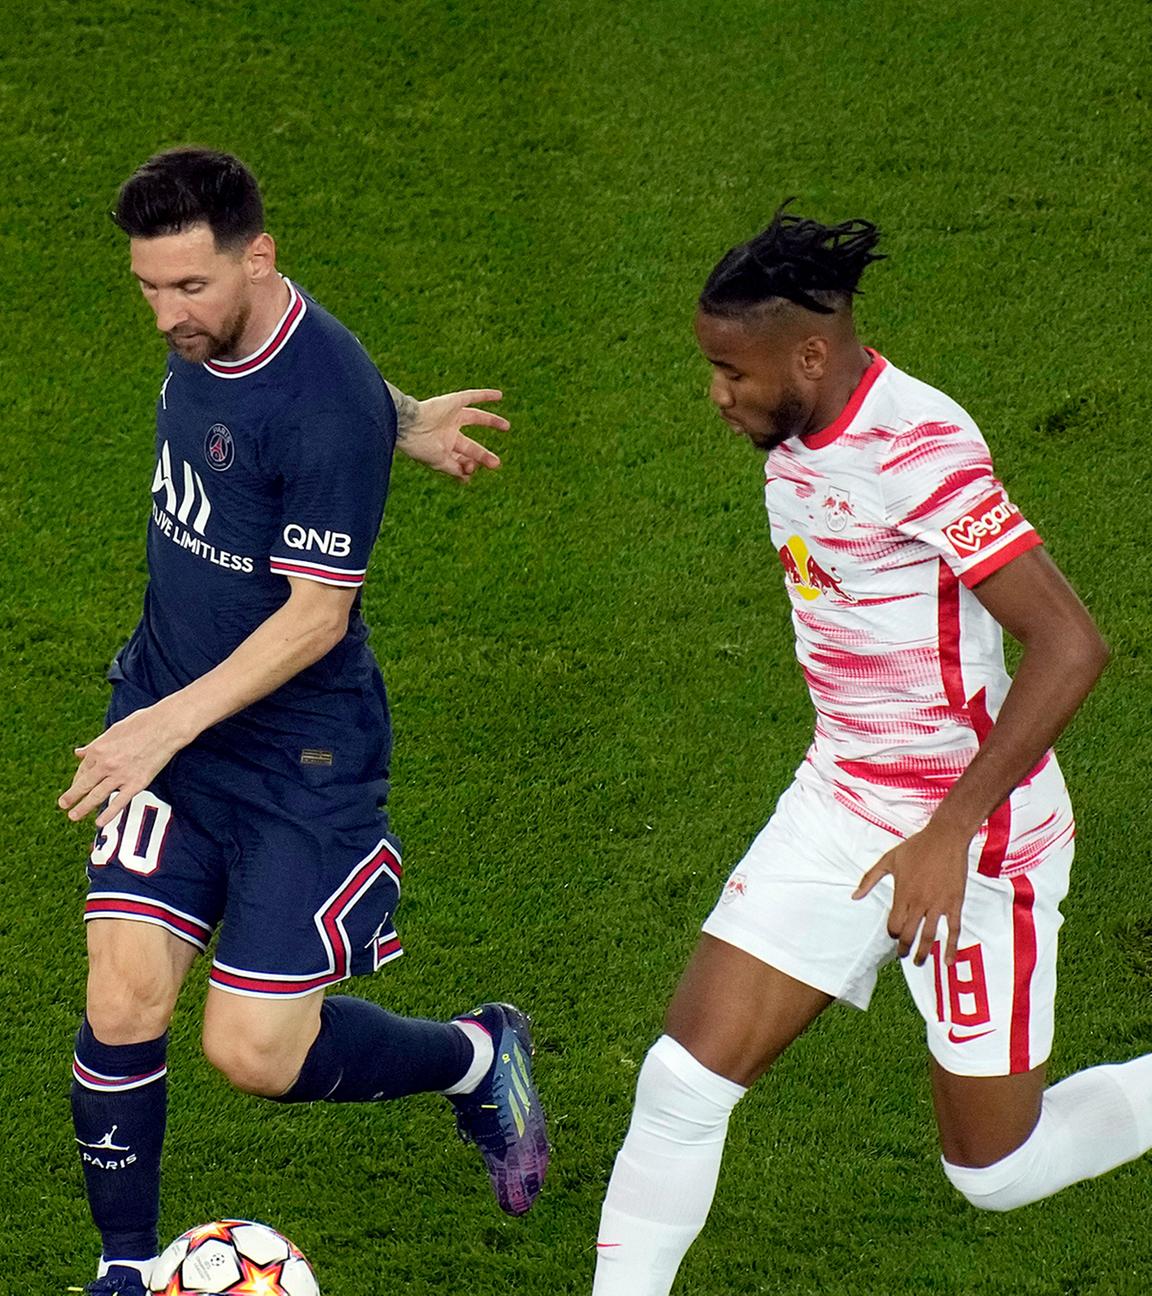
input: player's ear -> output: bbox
[797,334,829,382]
[245,232,277,283]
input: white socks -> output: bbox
[98,1257,156,1282]
[593,1035,746,1296]
[944,1054,1152,1211]
[441,1019,494,1097]
[593,1046,1152,1293]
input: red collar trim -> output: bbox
[203,280,306,379]
[800,348,886,449]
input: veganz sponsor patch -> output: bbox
[944,490,1023,556]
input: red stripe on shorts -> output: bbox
[85,896,210,944]
[210,966,341,995]
[1010,873,1038,1074]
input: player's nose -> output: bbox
[152,292,188,333]
[709,374,734,408]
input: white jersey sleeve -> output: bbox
[879,414,1043,587]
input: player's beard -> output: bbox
[165,301,252,364]
[745,389,809,451]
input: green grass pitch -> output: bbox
[1,1,1150,1291]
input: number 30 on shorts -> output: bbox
[89,789,173,876]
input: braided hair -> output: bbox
[701,201,884,318]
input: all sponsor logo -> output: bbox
[943,490,1021,556]
[150,438,255,573]
[778,535,854,603]
[76,1124,130,1152]
[947,1026,995,1044]
[203,423,235,472]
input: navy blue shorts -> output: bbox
[85,682,403,999]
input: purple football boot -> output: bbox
[449,1003,549,1215]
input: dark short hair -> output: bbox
[701,200,884,318]
[112,147,264,250]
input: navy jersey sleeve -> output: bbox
[268,401,395,589]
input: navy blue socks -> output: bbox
[72,999,477,1266]
[71,1019,167,1264]
[275,995,474,1103]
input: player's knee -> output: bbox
[941,1141,1039,1213]
[943,1171,1016,1212]
[86,977,176,1044]
[202,1027,301,1097]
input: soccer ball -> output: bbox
[148,1219,319,1295]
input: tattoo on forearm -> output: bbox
[385,381,420,439]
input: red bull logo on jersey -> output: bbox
[943,490,1021,556]
[778,535,854,603]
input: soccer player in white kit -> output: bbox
[591,206,1152,1295]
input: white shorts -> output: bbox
[701,777,1073,1077]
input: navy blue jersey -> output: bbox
[114,279,396,741]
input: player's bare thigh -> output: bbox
[932,1059,1045,1167]
[86,918,199,1044]
[665,933,833,1088]
[201,985,325,1097]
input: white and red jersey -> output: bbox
[767,349,1073,875]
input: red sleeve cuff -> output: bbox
[960,530,1043,588]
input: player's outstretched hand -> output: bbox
[58,704,188,829]
[852,825,970,967]
[398,389,508,481]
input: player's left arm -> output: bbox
[932,546,1109,839]
[59,577,356,827]
[855,547,1109,965]
[386,381,508,481]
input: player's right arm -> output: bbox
[59,576,356,827]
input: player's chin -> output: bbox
[720,412,751,439]
[744,424,788,452]
[167,334,212,363]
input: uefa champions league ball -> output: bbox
[148,1219,319,1295]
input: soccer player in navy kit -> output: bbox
[60,149,548,1296]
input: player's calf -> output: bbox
[593,1035,745,1295]
[254,993,479,1103]
[72,1019,167,1284]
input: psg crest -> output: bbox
[204,423,235,472]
